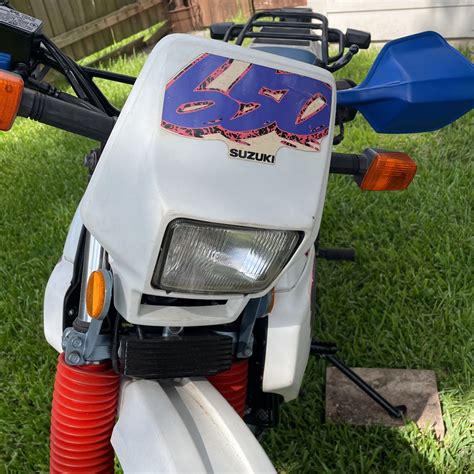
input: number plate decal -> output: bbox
[161,53,332,164]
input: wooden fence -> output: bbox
[10,1,312,62]
[254,0,307,9]
[199,0,253,26]
[199,1,308,26]
[11,0,168,60]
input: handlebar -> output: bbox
[330,152,369,175]
[15,86,373,182]
[18,88,116,142]
[16,87,372,165]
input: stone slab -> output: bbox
[325,368,444,439]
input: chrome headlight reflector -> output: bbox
[153,219,301,294]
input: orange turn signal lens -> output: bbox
[0,71,24,131]
[86,271,106,319]
[360,152,417,191]
[267,288,276,314]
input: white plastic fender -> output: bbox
[43,257,73,352]
[112,378,276,474]
[43,207,84,352]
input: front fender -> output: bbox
[112,377,275,473]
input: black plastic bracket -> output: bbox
[310,341,407,419]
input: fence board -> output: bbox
[11,0,168,60]
[114,0,135,38]
[26,0,54,36]
[85,20,170,66]
[51,0,163,49]
[43,0,68,35]
[254,0,307,9]
[59,0,86,58]
[69,0,96,56]
[97,0,167,55]
[84,0,121,53]
[199,0,253,26]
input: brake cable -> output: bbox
[40,37,90,103]
[40,36,119,116]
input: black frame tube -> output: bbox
[82,66,136,85]
[223,24,244,42]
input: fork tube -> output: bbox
[77,231,107,323]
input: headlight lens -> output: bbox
[153,219,301,294]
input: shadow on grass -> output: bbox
[266,418,438,473]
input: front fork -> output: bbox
[62,231,112,366]
[50,231,119,474]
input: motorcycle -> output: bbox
[1,4,473,472]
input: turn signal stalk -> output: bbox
[359,150,417,191]
[0,71,23,131]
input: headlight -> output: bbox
[152,219,301,294]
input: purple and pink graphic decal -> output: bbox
[161,53,332,159]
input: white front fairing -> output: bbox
[80,34,336,327]
[112,378,275,473]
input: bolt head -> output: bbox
[67,352,81,365]
[71,337,83,348]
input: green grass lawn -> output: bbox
[1,48,473,472]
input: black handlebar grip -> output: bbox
[18,88,116,142]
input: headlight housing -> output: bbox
[152,219,301,295]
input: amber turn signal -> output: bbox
[360,151,417,191]
[267,288,276,314]
[86,270,108,319]
[0,71,24,131]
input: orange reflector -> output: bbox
[360,152,417,191]
[0,71,24,131]
[267,288,276,314]
[86,271,106,319]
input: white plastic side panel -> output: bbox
[263,247,314,401]
[112,378,275,473]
